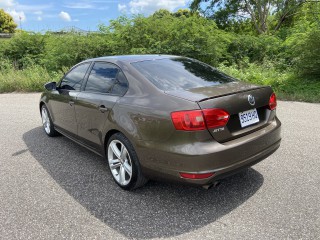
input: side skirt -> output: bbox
[55,126,104,158]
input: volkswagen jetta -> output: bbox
[39,55,281,190]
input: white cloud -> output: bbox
[64,1,111,10]
[128,0,188,14]
[92,0,118,2]
[15,4,52,12]
[1,1,54,25]
[0,1,52,12]
[34,11,43,15]
[0,1,25,24]
[7,9,26,23]
[118,3,127,13]
[59,11,71,22]
[0,0,15,8]
[64,2,95,9]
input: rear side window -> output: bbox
[84,62,128,95]
[60,63,90,91]
[131,58,235,91]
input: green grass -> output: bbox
[219,63,320,103]
[276,78,320,103]
[0,65,61,93]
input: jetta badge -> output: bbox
[248,95,255,106]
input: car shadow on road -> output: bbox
[23,127,264,239]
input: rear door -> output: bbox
[49,62,91,136]
[75,61,128,150]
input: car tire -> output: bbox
[41,104,58,137]
[107,132,148,190]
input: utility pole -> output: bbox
[19,16,22,30]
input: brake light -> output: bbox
[179,172,215,179]
[202,109,230,128]
[171,109,229,131]
[268,93,277,110]
[171,110,205,130]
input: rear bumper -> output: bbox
[136,118,281,186]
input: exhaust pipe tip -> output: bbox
[202,181,221,190]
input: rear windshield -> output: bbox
[131,58,235,91]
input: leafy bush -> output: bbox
[225,34,283,67]
[100,14,232,66]
[294,30,320,77]
[219,63,320,102]
[218,62,289,90]
[2,32,47,69]
[41,33,114,71]
[0,58,13,73]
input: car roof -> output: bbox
[83,54,180,64]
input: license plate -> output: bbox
[239,108,259,128]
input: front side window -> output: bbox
[60,63,90,91]
[85,62,128,95]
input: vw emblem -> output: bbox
[248,95,255,106]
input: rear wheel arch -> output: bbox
[104,128,139,153]
[104,129,121,155]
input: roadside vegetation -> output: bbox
[0,2,319,102]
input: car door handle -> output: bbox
[69,101,74,106]
[99,105,110,113]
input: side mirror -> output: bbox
[44,82,57,91]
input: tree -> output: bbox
[0,9,17,33]
[297,30,320,77]
[98,10,232,65]
[283,1,320,77]
[190,0,310,34]
[172,9,198,18]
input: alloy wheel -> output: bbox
[108,140,133,186]
[41,107,51,134]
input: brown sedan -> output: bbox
[39,55,281,190]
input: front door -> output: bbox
[50,62,91,136]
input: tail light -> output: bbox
[268,93,277,110]
[171,109,229,131]
[171,110,205,131]
[202,109,230,128]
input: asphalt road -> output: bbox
[0,93,319,240]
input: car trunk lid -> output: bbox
[165,82,263,102]
[165,82,275,143]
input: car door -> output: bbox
[49,62,91,136]
[75,61,129,151]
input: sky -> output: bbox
[0,0,190,32]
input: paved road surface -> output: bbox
[0,93,319,239]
